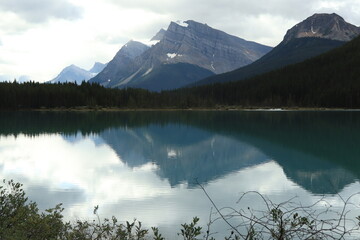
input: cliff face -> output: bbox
[283,13,360,44]
[140,20,272,74]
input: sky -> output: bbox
[0,0,359,82]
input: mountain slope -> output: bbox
[90,40,149,87]
[185,34,360,108]
[90,20,272,91]
[89,62,107,74]
[194,13,360,86]
[124,63,214,91]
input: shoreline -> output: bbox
[4,106,360,112]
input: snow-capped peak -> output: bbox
[176,20,189,28]
[137,39,160,47]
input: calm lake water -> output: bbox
[1,111,360,238]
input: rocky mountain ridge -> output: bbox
[90,20,272,91]
[142,20,272,74]
[283,13,360,44]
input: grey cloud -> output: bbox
[96,34,131,45]
[109,0,311,19]
[108,0,360,46]
[0,0,83,23]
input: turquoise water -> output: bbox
[0,111,359,238]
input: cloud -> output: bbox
[0,0,83,23]
[106,0,360,46]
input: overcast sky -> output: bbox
[0,0,359,82]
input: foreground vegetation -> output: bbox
[1,179,360,239]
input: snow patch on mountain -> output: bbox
[167,53,183,59]
[139,39,160,47]
[176,20,189,28]
[142,67,153,77]
[167,53,177,58]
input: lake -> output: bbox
[0,110,360,238]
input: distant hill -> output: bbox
[193,13,360,86]
[49,62,107,84]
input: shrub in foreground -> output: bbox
[1,179,360,239]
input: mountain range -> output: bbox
[89,20,272,91]
[194,13,360,86]
[48,62,107,84]
[51,13,360,93]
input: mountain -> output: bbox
[150,28,166,41]
[193,13,360,86]
[49,65,95,84]
[90,20,272,91]
[89,62,107,74]
[90,40,150,87]
[49,62,107,84]
[138,20,272,75]
[283,13,360,44]
[181,33,360,108]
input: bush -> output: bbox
[1,179,359,239]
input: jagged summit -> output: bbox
[121,40,150,58]
[89,62,107,74]
[150,29,166,41]
[283,13,360,44]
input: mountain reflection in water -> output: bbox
[0,110,359,237]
